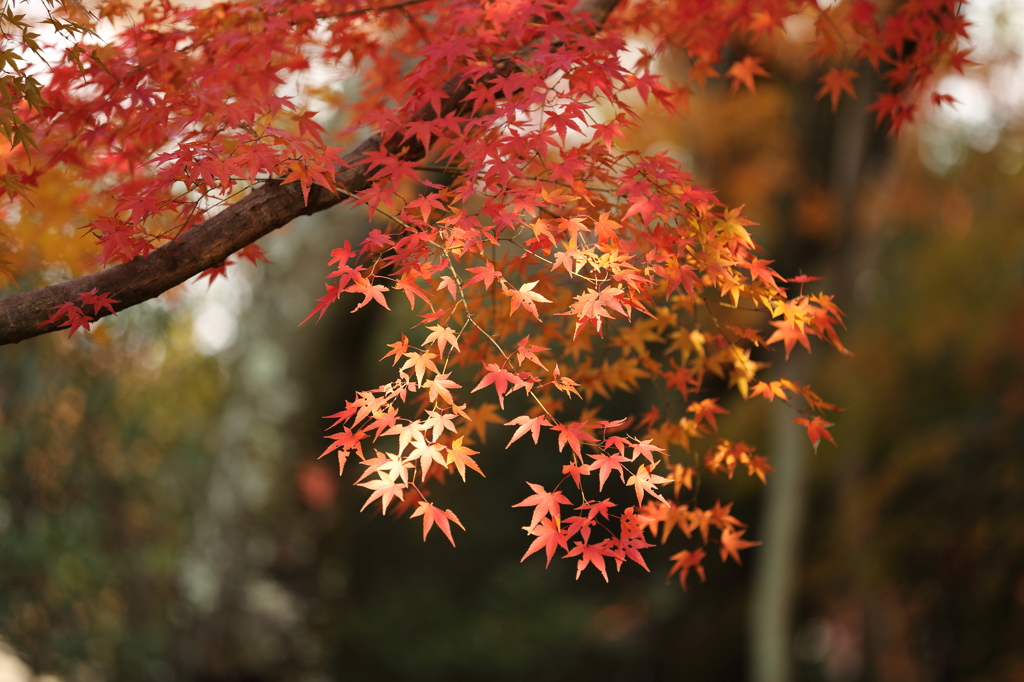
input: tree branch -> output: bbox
[0,0,620,346]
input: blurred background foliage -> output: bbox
[2,2,1024,680]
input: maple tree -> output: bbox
[0,0,969,585]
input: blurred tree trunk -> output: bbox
[750,375,809,682]
[747,71,885,682]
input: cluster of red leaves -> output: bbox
[35,288,119,337]
[2,0,967,582]
[622,0,973,128]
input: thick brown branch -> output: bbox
[0,0,620,347]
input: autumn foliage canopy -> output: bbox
[0,0,969,585]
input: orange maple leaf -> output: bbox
[505,281,551,321]
[668,548,707,590]
[462,403,504,443]
[446,436,484,481]
[625,464,671,505]
[794,416,836,453]
[411,501,465,546]
[766,320,811,359]
[719,527,761,565]
[687,398,729,432]
[726,55,770,93]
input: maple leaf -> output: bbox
[513,482,570,531]
[565,540,612,582]
[515,336,549,370]
[320,428,366,465]
[567,286,629,337]
[604,436,629,456]
[423,325,459,354]
[625,464,672,505]
[423,373,460,405]
[745,454,773,484]
[436,275,457,300]
[668,548,707,590]
[411,501,465,546]
[751,380,788,402]
[465,261,502,289]
[301,283,343,325]
[551,364,582,399]
[40,301,94,337]
[357,451,414,486]
[446,436,484,481]
[358,471,406,513]
[614,513,655,572]
[520,516,569,567]
[765,319,812,359]
[504,414,551,448]
[687,398,729,432]
[630,439,665,464]
[552,421,597,459]
[505,281,550,321]
[237,243,272,267]
[409,439,447,481]
[816,67,859,112]
[726,56,770,93]
[77,288,119,316]
[719,528,761,565]
[423,409,457,441]
[345,276,391,312]
[670,463,696,497]
[198,260,233,287]
[385,422,427,459]
[588,452,630,491]
[562,461,592,488]
[471,363,522,409]
[380,333,407,364]
[401,351,439,385]
[794,416,836,453]
[462,403,504,443]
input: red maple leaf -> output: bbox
[345,275,391,312]
[588,452,630,490]
[552,421,597,458]
[816,67,859,112]
[77,288,119,316]
[471,363,523,409]
[513,482,571,531]
[520,516,569,567]
[565,540,613,582]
